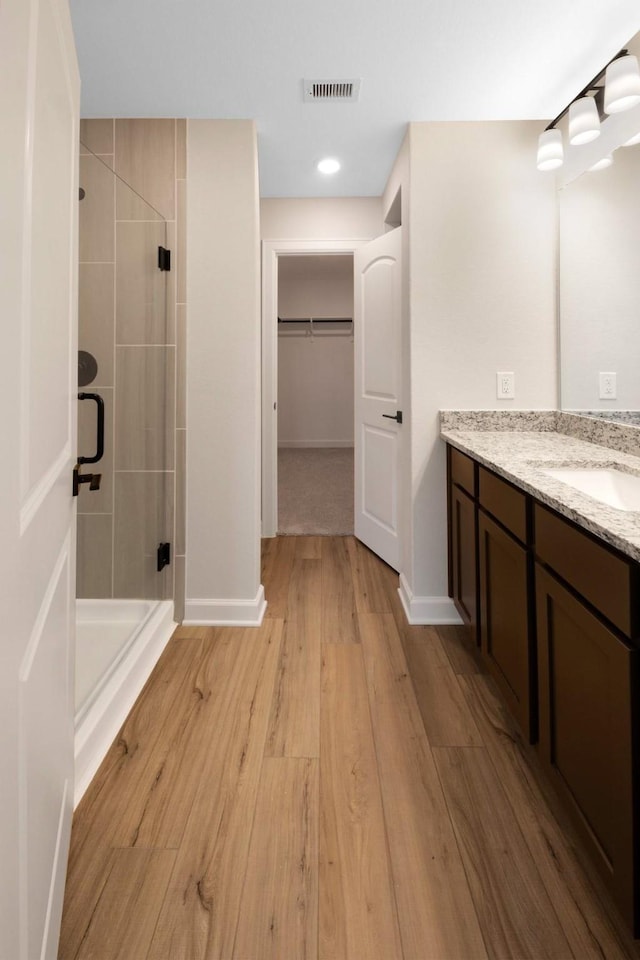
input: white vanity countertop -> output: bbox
[440,426,640,562]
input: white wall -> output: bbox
[387,122,557,618]
[278,255,354,446]
[278,254,353,318]
[261,197,383,240]
[185,120,264,623]
[560,145,640,410]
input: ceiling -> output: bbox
[69,0,640,198]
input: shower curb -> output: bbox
[74,600,176,807]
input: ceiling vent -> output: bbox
[303,78,361,103]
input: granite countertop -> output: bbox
[440,414,640,563]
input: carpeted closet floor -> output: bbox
[277,447,354,535]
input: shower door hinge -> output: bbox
[158,246,171,271]
[157,542,171,572]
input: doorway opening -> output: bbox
[262,228,403,571]
[277,254,354,535]
[262,240,365,538]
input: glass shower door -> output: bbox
[76,141,174,714]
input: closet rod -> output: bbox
[277,317,352,323]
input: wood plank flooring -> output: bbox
[59,536,640,960]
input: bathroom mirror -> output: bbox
[559,30,640,423]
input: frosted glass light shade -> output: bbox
[623,130,640,146]
[568,96,601,144]
[536,129,564,170]
[604,54,640,113]
[589,154,614,171]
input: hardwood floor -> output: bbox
[59,536,640,960]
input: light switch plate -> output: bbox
[496,371,515,399]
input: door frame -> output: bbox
[261,239,366,538]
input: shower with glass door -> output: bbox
[75,138,175,801]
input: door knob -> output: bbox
[382,410,403,424]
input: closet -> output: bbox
[277,255,354,535]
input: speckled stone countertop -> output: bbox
[440,411,640,563]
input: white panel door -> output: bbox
[0,1,79,958]
[354,228,402,570]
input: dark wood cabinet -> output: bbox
[536,564,638,933]
[445,441,640,935]
[450,483,478,642]
[478,509,533,740]
[447,447,478,643]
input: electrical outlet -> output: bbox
[599,372,617,399]
[496,372,515,399]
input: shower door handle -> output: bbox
[74,392,104,496]
[78,392,105,465]
[72,464,101,497]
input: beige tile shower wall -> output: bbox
[77,119,187,616]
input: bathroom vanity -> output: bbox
[442,411,640,936]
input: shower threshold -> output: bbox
[74,598,176,807]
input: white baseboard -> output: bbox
[184,584,267,626]
[74,600,176,807]
[278,441,354,448]
[398,573,463,625]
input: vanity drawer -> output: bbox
[450,447,476,497]
[479,467,527,543]
[534,504,638,638]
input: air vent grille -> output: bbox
[304,78,361,102]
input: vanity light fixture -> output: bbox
[588,154,614,171]
[568,95,601,145]
[537,48,640,171]
[317,157,341,174]
[603,54,640,114]
[536,129,564,170]
[622,130,640,146]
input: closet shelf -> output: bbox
[277,317,353,338]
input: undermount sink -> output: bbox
[542,467,640,512]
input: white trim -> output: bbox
[19,535,70,683]
[74,600,175,807]
[278,440,354,449]
[261,239,367,538]
[184,584,267,626]
[19,444,71,535]
[398,573,462,625]
[40,778,72,960]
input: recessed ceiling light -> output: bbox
[317,157,340,175]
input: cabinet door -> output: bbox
[536,564,638,934]
[451,483,478,643]
[479,510,533,740]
